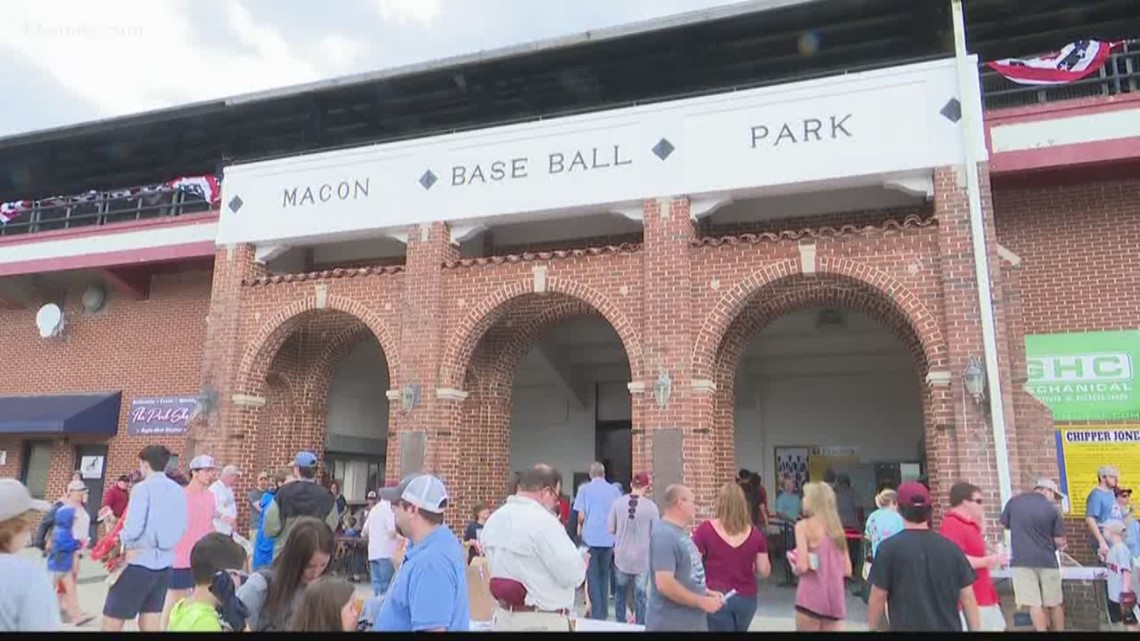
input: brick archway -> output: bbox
[451,291,633,516]
[236,293,401,398]
[469,297,603,397]
[692,257,946,381]
[439,277,642,391]
[300,325,390,408]
[701,265,946,497]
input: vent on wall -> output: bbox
[816,308,845,329]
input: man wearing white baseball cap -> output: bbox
[0,479,60,630]
[163,454,220,628]
[999,478,1067,632]
[374,474,470,632]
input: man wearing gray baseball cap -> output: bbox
[373,474,470,632]
[999,478,1067,632]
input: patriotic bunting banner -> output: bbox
[987,40,1120,86]
[0,174,221,225]
[166,175,221,206]
[0,200,30,224]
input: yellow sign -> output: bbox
[808,446,860,485]
[1056,426,1140,515]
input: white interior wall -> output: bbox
[733,308,924,510]
[326,337,390,502]
[510,318,631,492]
[326,337,390,441]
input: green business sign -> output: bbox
[1025,330,1140,421]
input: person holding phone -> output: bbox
[646,485,724,632]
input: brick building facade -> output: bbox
[1,6,1136,629]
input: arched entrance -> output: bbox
[453,291,635,514]
[240,306,395,505]
[709,271,940,498]
[705,269,941,620]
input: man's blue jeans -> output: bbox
[613,569,648,625]
[586,547,613,620]
[370,559,395,597]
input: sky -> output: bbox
[0,0,751,138]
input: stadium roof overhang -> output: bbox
[0,0,1134,202]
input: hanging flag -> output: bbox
[0,201,30,224]
[167,175,220,205]
[987,40,1119,86]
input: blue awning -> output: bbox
[0,392,122,436]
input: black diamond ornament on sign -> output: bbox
[940,98,962,123]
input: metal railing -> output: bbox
[0,184,216,237]
[982,40,1139,111]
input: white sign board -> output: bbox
[219,58,985,246]
[0,450,6,466]
[80,456,104,479]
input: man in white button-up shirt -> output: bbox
[481,464,587,631]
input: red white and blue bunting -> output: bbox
[0,174,221,225]
[987,40,1122,86]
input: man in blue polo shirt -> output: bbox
[574,461,622,620]
[374,474,469,632]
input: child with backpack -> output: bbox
[46,504,94,626]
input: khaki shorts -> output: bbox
[492,609,572,632]
[1012,567,1063,608]
[960,605,1007,632]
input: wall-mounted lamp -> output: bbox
[653,370,672,409]
[402,384,421,412]
[963,356,987,404]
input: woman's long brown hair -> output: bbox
[715,482,753,536]
[264,517,335,627]
[288,575,355,632]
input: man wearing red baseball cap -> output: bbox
[607,472,659,625]
[866,482,981,632]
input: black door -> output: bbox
[74,444,108,542]
[595,420,632,493]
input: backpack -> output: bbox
[33,502,61,551]
[250,568,290,633]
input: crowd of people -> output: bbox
[1,446,1138,632]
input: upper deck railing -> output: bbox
[981,40,1139,111]
[0,175,218,238]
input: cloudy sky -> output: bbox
[0,0,747,138]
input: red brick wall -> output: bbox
[160,168,1065,542]
[994,175,1140,566]
[994,177,1140,336]
[0,271,212,504]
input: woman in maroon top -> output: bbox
[693,482,772,631]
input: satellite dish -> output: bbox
[82,284,107,313]
[35,304,65,338]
